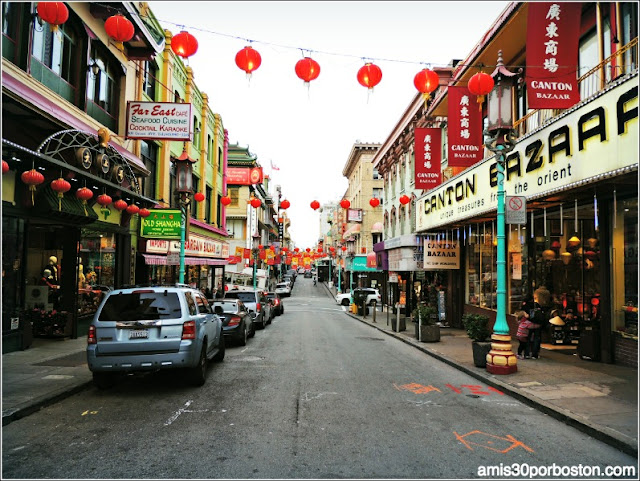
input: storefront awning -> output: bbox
[343,224,361,239]
[371,222,384,233]
[141,254,228,266]
[35,185,98,224]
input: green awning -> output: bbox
[34,185,98,225]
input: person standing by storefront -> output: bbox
[529,287,551,359]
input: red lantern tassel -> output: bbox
[82,200,87,216]
[477,95,484,111]
[30,185,36,206]
[57,192,63,211]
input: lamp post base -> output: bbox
[486,333,518,375]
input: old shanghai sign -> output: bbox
[126,101,193,141]
[424,239,460,270]
[140,209,182,239]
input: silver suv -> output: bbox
[224,289,272,329]
[87,285,225,388]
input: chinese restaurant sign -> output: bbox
[526,2,582,109]
[414,128,442,189]
[126,102,192,141]
[140,209,182,239]
[226,167,264,185]
[447,86,483,167]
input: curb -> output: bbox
[346,311,638,458]
[2,381,94,427]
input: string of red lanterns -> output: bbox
[235,46,262,79]
[357,63,382,90]
[369,198,380,208]
[295,57,321,85]
[50,177,71,211]
[171,30,199,59]
[76,187,93,216]
[467,71,495,110]
[310,200,320,210]
[340,199,350,209]
[21,168,44,206]
[194,192,205,202]
[36,2,69,34]
[221,195,232,206]
[280,199,290,210]
[104,13,135,51]
[399,194,411,205]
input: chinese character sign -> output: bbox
[447,86,483,168]
[526,2,582,109]
[414,128,442,189]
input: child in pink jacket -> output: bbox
[515,310,539,359]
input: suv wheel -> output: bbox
[238,323,248,346]
[213,335,225,362]
[93,372,116,390]
[188,344,207,386]
[341,298,350,306]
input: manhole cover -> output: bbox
[34,351,87,367]
[356,337,385,342]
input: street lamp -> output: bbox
[484,50,519,375]
[252,233,260,290]
[346,237,356,293]
[172,147,196,285]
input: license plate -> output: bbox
[129,329,149,339]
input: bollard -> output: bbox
[372,301,377,323]
[362,298,367,319]
[396,303,401,332]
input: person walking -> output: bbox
[515,310,539,359]
[529,286,551,359]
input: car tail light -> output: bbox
[182,320,196,339]
[256,302,261,312]
[274,299,280,306]
[87,325,97,345]
[228,315,241,327]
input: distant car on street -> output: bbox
[275,282,292,297]
[266,292,284,316]
[303,270,312,278]
[335,288,381,307]
[211,299,255,346]
[87,285,225,389]
[224,289,272,329]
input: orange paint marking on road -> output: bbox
[454,430,534,453]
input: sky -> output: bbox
[148,1,510,248]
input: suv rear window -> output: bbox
[99,292,181,321]
[225,292,257,303]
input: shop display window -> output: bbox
[612,197,638,338]
[77,229,116,318]
[466,222,497,309]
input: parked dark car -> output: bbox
[211,299,255,346]
[303,270,312,278]
[224,289,272,329]
[87,285,225,388]
[266,292,284,316]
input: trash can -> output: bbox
[578,322,600,361]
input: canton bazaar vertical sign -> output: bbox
[447,86,483,168]
[414,128,442,189]
[526,2,582,109]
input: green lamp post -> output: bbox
[171,147,196,285]
[484,50,519,375]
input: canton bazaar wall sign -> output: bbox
[416,80,638,232]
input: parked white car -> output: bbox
[335,288,381,306]
[275,282,292,297]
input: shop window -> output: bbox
[466,222,497,310]
[206,185,212,224]
[78,230,116,319]
[229,187,239,207]
[140,140,157,200]
[612,197,638,337]
[191,175,199,218]
[2,2,21,64]
[620,3,638,73]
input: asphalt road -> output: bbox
[2,277,637,479]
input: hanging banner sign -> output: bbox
[423,239,460,270]
[126,101,192,141]
[447,86,483,167]
[526,2,582,109]
[140,209,182,239]
[226,167,264,185]
[415,128,442,189]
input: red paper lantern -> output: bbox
[2,160,9,174]
[221,195,232,206]
[138,208,151,218]
[414,68,440,105]
[96,193,112,207]
[330,247,335,252]
[126,204,140,215]
[310,200,320,210]
[295,57,321,84]
[171,30,198,59]
[113,199,128,211]
[340,199,350,209]
[104,14,134,51]
[399,195,411,205]
[250,197,262,208]
[235,46,262,77]
[194,192,205,202]
[37,2,69,33]
[306,248,311,253]
[21,168,45,205]
[76,187,93,216]
[294,247,299,252]
[369,198,380,208]
[357,63,382,90]
[50,177,71,211]
[280,199,290,210]
[467,72,494,110]
[341,246,347,252]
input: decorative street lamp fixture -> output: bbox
[346,237,356,293]
[172,147,196,284]
[484,50,520,375]
[252,233,261,290]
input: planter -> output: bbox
[418,324,440,343]
[391,317,406,332]
[357,305,370,316]
[471,341,492,367]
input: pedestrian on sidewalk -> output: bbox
[515,310,539,359]
[529,286,551,359]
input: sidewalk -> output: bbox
[322,282,638,457]
[2,285,638,458]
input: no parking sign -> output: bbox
[506,196,527,224]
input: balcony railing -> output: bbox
[514,37,638,137]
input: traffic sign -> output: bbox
[506,196,527,224]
